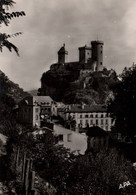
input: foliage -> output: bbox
[4,128,75,194]
[0,0,25,55]
[108,65,136,139]
[0,70,29,106]
[66,149,136,195]
[27,141,75,194]
[3,120,136,195]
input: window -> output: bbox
[58,134,63,142]
[35,108,39,112]
[106,113,109,117]
[67,134,72,142]
[36,115,38,120]
[95,114,98,118]
[80,115,82,118]
[96,119,98,125]
[106,126,108,131]
[80,120,82,124]
[101,114,103,118]
[90,114,93,118]
[101,119,103,125]
[90,120,93,125]
[85,114,88,118]
[100,62,102,65]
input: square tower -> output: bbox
[58,44,68,64]
[79,45,91,64]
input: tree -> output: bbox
[108,65,136,139]
[0,0,25,55]
[66,149,136,195]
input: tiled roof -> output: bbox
[66,105,107,113]
[19,96,54,106]
[86,126,109,137]
[58,46,68,54]
[57,107,66,112]
[33,96,53,104]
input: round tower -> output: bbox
[58,44,68,64]
[91,41,104,71]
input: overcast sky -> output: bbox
[0,0,136,91]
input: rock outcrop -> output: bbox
[39,65,118,105]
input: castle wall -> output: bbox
[50,40,104,73]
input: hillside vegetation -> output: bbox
[0,70,29,134]
[0,70,29,103]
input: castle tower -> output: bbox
[78,45,91,64]
[91,41,104,71]
[58,44,68,64]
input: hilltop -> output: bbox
[39,41,118,104]
[39,67,118,104]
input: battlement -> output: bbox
[91,40,104,45]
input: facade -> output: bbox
[86,126,109,152]
[64,104,113,132]
[51,40,104,72]
[53,124,87,155]
[31,123,87,155]
[18,96,56,127]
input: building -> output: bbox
[32,123,87,155]
[18,96,56,127]
[53,124,87,155]
[64,104,113,132]
[50,40,104,72]
[86,126,109,152]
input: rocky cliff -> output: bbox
[39,66,118,105]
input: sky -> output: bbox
[0,0,136,91]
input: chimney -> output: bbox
[81,103,85,109]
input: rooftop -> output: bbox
[86,126,109,137]
[33,96,54,104]
[66,104,107,113]
[58,44,68,54]
[19,96,54,106]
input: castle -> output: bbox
[50,40,104,72]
